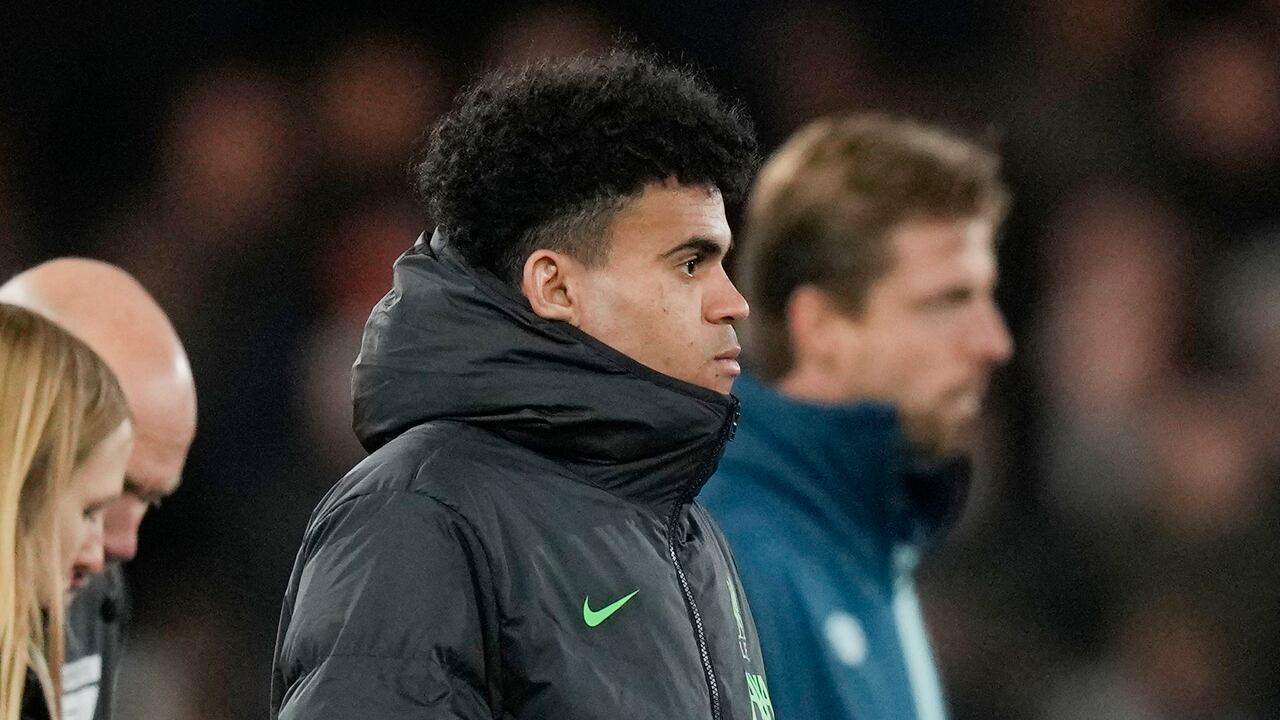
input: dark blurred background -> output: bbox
[2,1,1279,718]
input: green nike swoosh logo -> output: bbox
[582,590,639,627]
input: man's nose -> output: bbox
[76,527,106,576]
[707,267,750,324]
[103,496,146,562]
[976,302,1014,365]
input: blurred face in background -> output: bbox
[103,405,190,563]
[60,420,131,599]
[796,216,1012,455]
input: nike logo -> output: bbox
[582,590,638,627]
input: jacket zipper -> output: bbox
[664,399,741,720]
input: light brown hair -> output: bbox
[0,304,130,720]
[738,114,1010,381]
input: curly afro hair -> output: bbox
[414,50,759,285]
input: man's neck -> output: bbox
[774,365,852,405]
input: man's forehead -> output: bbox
[607,181,732,252]
[889,217,995,267]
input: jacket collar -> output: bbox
[728,373,968,554]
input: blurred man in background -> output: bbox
[271,51,773,719]
[702,114,1013,720]
[0,259,198,720]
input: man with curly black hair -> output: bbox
[271,51,776,720]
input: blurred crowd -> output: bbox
[3,1,1280,718]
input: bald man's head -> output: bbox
[0,258,197,562]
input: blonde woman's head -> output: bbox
[0,303,132,720]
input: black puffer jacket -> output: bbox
[270,237,774,719]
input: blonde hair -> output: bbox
[0,304,130,720]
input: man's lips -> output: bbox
[715,346,742,376]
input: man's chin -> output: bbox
[905,417,976,458]
[709,379,737,396]
[684,370,735,395]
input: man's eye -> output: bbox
[928,288,973,307]
[125,483,162,508]
[682,257,702,276]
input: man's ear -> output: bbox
[521,249,579,323]
[786,284,862,372]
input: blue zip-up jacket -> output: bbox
[701,374,968,720]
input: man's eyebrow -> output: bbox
[123,477,171,503]
[659,235,732,260]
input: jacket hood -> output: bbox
[352,234,737,506]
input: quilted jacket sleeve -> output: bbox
[271,489,498,719]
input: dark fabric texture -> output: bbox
[271,238,773,720]
[21,670,50,720]
[702,373,969,720]
[63,564,129,720]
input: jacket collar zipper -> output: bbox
[664,398,740,720]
